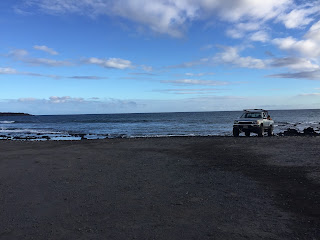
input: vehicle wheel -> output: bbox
[233,127,239,137]
[268,126,274,136]
[245,131,250,137]
[258,126,264,137]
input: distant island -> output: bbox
[0,112,32,116]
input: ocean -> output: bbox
[1,109,320,140]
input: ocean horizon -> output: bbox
[1,109,320,140]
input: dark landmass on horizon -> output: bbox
[0,112,32,116]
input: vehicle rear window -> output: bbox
[241,113,262,118]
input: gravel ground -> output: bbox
[0,136,319,239]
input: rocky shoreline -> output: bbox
[1,127,320,141]
[279,127,320,136]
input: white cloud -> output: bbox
[49,96,84,103]
[7,48,72,66]
[0,67,44,77]
[169,58,209,68]
[155,88,223,95]
[111,0,195,37]
[226,28,244,39]
[169,44,318,73]
[68,75,108,80]
[213,46,266,69]
[84,57,133,69]
[168,46,268,70]
[280,9,313,29]
[267,70,320,80]
[25,58,72,67]
[277,2,320,29]
[18,98,37,102]
[0,67,18,74]
[161,79,228,86]
[24,0,99,14]
[0,66,108,80]
[8,49,28,58]
[128,72,155,76]
[236,22,261,32]
[21,0,293,37]
[215,0,291,22]
[250,31,269,42]
[185,72,214,77]
[33,45,59,55]
[4,96,139,114]
[272,20,320,58]
[299,93,320,96]
[226,22,262,39]
[305,20,320,42]
[17,96,136,107]
[7,49,137,69]
[270,57,320,71]
[272,37,320,58]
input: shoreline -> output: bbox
[0,137,319,239]
[1,130,320,141]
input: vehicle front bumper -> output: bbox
[233,124,260,132]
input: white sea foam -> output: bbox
[50,136,81,141]
[0,121,15,124]
[0,128,63,134]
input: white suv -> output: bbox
[233,109,274,137]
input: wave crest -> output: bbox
[0,121,15,124]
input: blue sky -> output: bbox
[1,0,320,114]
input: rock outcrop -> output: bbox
[279,127,320,136]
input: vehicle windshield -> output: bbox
[240,112,262,118]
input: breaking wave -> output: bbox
[0,121,15,124]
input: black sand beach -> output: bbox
[0,137,319,239]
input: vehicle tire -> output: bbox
[245,131,250,137]
[268,126,274,136]
[258,126,264,137]
[233,127,239,137]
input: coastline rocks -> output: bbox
[279,127,320,136]
[303,127,318,136]
[282,128,300,136]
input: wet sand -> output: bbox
[0,137,319,239]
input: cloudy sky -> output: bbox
[1,0,320,114]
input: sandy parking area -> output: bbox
[0,137,319,239]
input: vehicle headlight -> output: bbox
[234,120,239,124]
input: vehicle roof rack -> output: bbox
[243,109,267,112]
